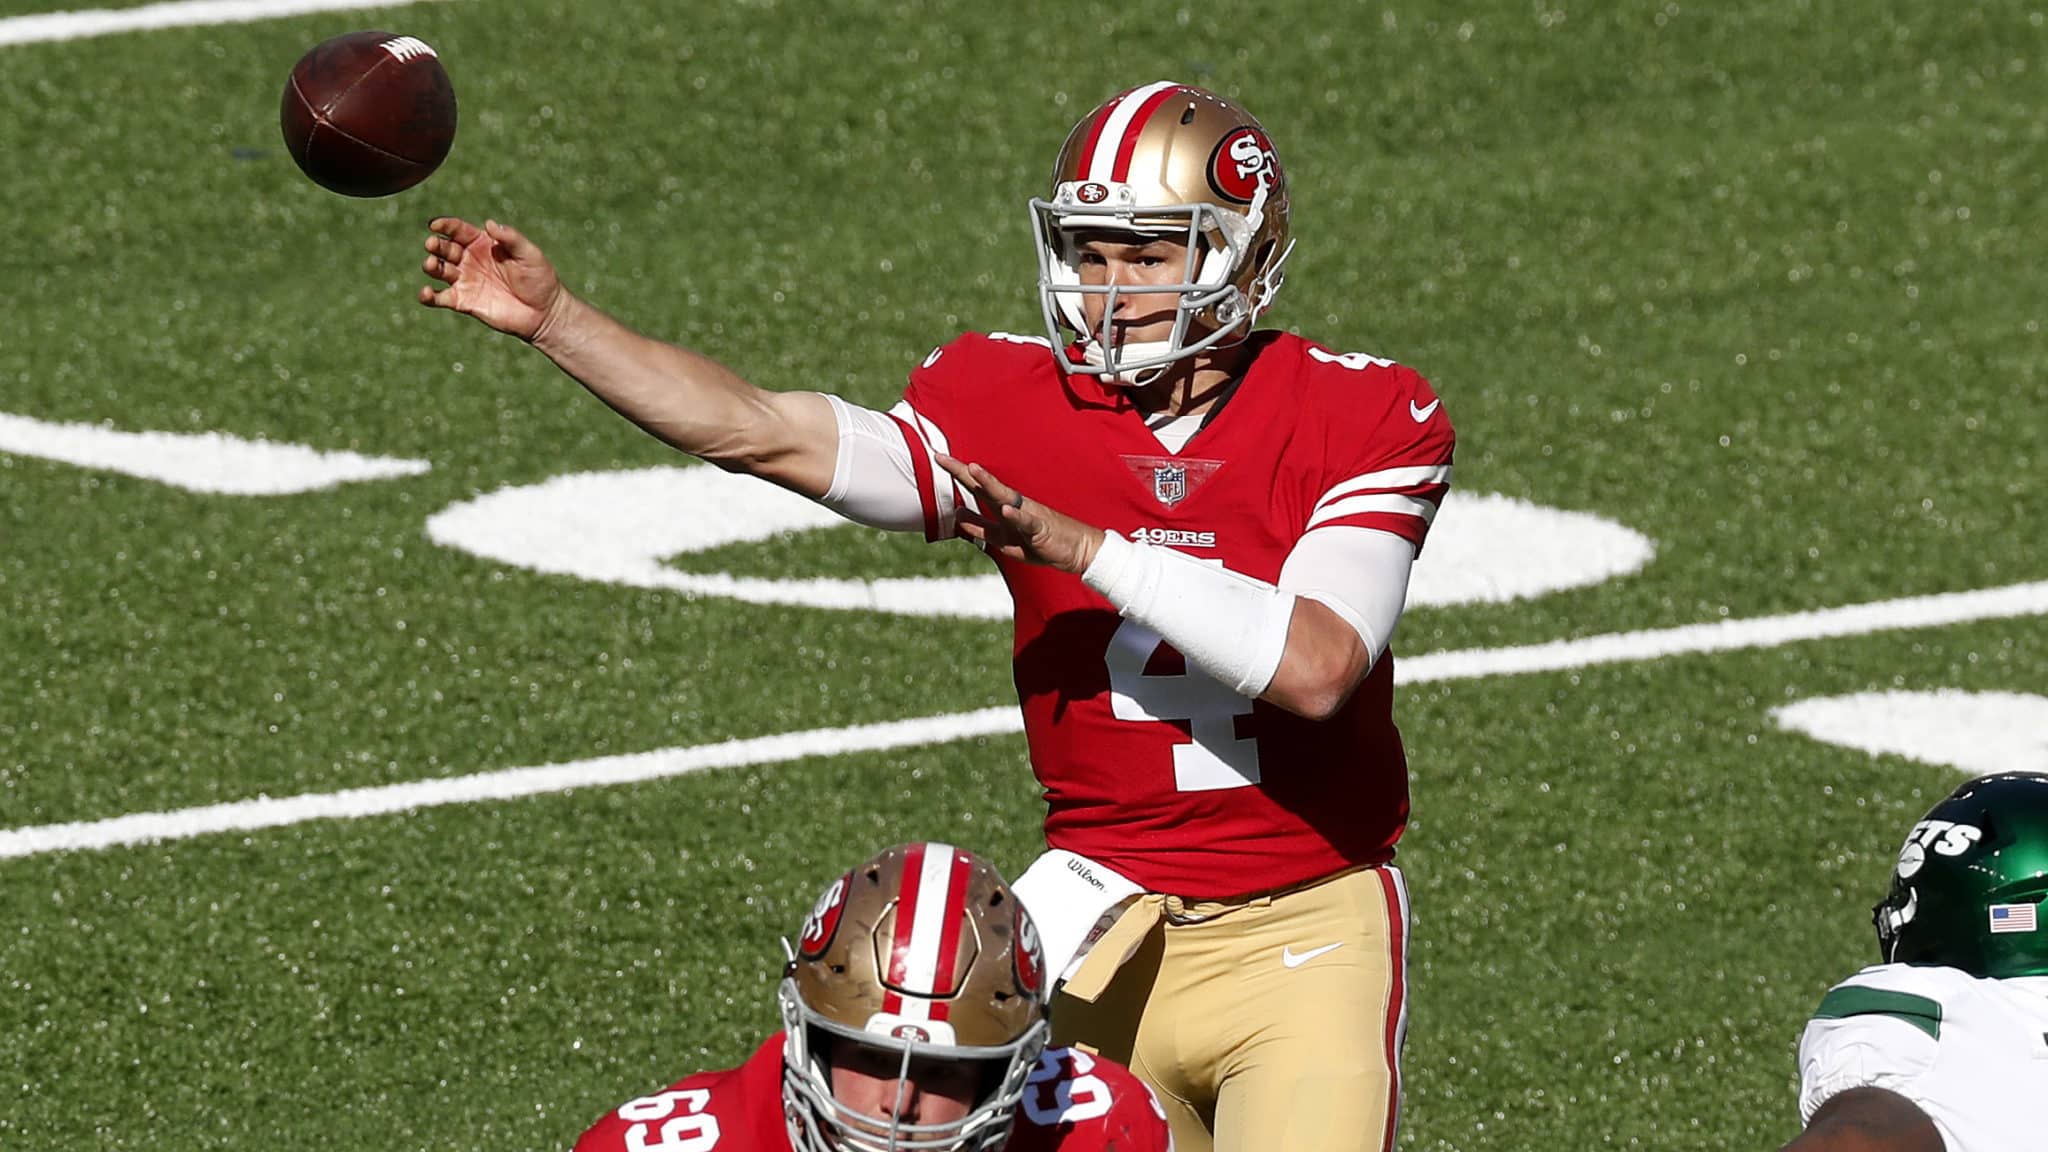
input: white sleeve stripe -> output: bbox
[891,401,956,457]
[1313,465,1454,511]
[899,407,991,519]
[1306,493,1441,530]
[888,400,967,532]
[917,415,964,527]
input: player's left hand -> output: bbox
[937,455,1103,576]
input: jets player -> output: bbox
[1784,772,2048,1151]
[572,842,1170,1152]
[423,82,1449,1152]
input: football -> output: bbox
[280,30,457,198]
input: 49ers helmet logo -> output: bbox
[798,873,851,958]
[1207,127,1279,204]
[1013,906,1045,995]
[1076,182,1110,204]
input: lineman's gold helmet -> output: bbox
[778,842,1049,1152]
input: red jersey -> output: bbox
[573,1035,1171,1152]
[894,330,1454,898]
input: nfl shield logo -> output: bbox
[1153,464,1187,507]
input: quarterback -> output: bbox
[573,842,1170,1152]
[1784,772,2048,1152]
[421,82,1450,1152]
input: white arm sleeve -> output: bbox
[1277,527,1416,669]
[817,394,930,533]
[1081,525,1417,700]
[1083,532,1296,697]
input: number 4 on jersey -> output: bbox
[1105,619,1261,792]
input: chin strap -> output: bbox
[1081,339,1178,387]
[1248,237,1296,321]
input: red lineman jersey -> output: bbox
[891,330,1455,899]
[573,1034,1172,1152]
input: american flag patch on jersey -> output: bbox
[1989,903,2039,933]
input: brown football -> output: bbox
[281,30,456,198]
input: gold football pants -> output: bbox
[1052,865,1409,1152]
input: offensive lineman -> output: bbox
[1783,772,2048,1151]
[422,83,1451,1152]
[572,842,1169,1152]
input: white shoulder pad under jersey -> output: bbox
[1797,963,2048,1152]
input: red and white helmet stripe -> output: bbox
[881,842,975,1022]
[1077,81,1183,183]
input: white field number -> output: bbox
[1106,618,1260,792]
[617,1088,720,1152]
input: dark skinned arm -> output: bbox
[1779,1087,1944,1152]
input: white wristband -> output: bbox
[1082,531,1295,698]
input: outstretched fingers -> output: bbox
[421,246,462,287]
[419,220,475,307]
[483,219,533,257]
[427,216,484,247]
[937,454,1014,506]
[422,232,464,264]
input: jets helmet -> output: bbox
[1873,772,2048,979]
[1030,81,1294,383]
[779,842,1049,1152]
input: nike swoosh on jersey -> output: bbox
[1409,398,1441,423]
[1281,942,1345,968]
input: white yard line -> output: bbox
[1398,579,2048,683]
[0,708,1025,859]
[6,578,2045,860]
[0,0,457,48]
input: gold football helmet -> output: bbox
[778,842,1049,1152]
[1030,81,1295,383]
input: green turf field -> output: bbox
[3,1,2044,1148]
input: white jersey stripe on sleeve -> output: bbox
[910,412,965,529]
[889,400,970,535]
[1307,493,1441,531]
[1313,465,1454,512]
